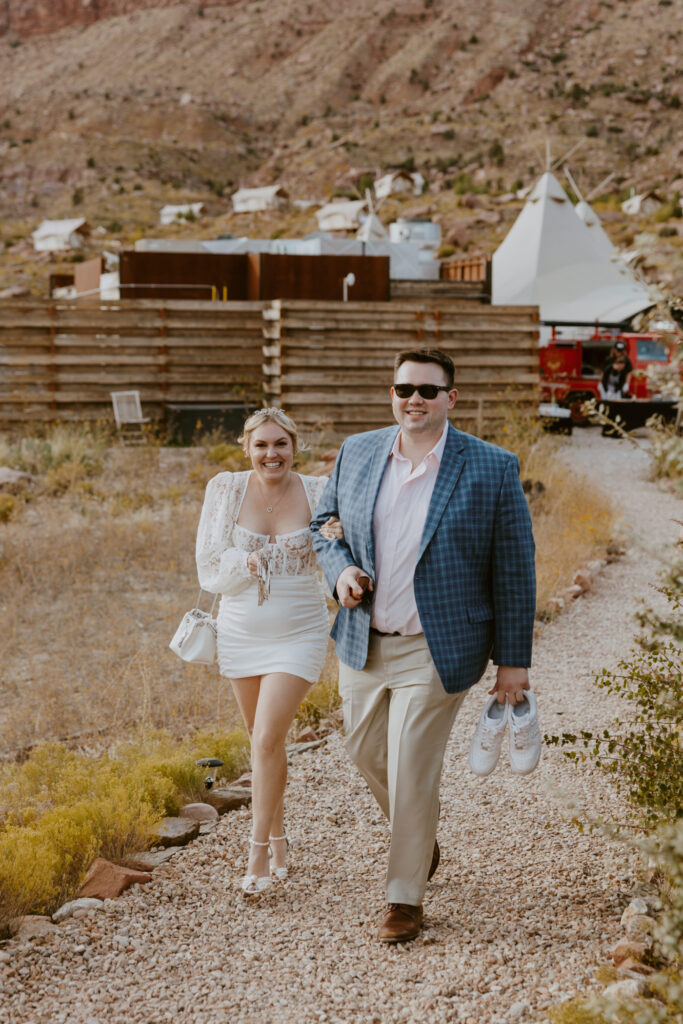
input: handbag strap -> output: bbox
[196,589,219,615]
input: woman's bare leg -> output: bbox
[247,672,311,877]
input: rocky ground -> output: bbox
[0,428,680,1024]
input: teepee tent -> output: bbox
[574,199,617,261]
[492,172,652,324]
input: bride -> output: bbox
[195,408,340,895]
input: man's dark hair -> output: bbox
[394,348,455,388]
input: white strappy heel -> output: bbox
[269,834,289,882]
[241,839,273,895]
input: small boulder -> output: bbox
[610,938,651,965]
[0,467,38,494]
[9,915,59,940]
[295,726,318,743]
[547,597,565,615]
[52,898,104,924]
[179,802,219,823]
[151,817,200,848]
[231,772,252,788]
[572,569,593,592]
[206,787,252,815]
[620,898,649,925]
[125,847,182,871]
[618,958,654,976]
[603,978,647,999]
[78,858,152,900]
[625,914,657,940]
[562,584,584,604]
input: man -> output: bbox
[310,348,536,943]
[603,340,633,393]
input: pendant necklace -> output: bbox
[258,472,292,514]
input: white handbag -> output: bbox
[169,591,218,665]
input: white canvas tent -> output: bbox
[574,199,618,261]
[159,203,205,226]
[32,218,90,252]
[232,185,289,213]
[356,213,388,242]
[492,172,653,325]
[315,200,367,232]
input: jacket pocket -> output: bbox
[467,602,494,623]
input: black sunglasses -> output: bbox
[393,383,451,400]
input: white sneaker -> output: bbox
[508,692,542,775]
[469,695,508,776]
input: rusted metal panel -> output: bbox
[248,253,390,302]
[119,251,249,301]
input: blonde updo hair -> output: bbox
[238,407,306,456]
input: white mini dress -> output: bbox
[195,470,329,684]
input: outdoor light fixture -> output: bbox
[342,272,356,301]
[196,757,224,789]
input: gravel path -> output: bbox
[2,431,680,1024]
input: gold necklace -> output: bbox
[256,472,292,514]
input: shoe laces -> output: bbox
[511,719,538,748]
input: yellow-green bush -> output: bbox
[295,676,342,730]
[0,726,249,932]
[0,492,18,522]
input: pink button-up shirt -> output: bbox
[371,422,449,635]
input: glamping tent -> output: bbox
[492,172,652,325]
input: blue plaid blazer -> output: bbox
[310,424,536,694]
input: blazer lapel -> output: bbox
[417,425,466,561]
[364,427,398,568]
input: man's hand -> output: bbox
[336,566,373,608]
[488,666,529,705]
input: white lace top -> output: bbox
[196,470,328,595]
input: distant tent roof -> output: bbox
[492,172,653,324]
[32,218,89,240]
[574,199,617,261]
[356,213,388,242]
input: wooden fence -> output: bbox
[0,298,539,436]
[262,300,539,437]
[0,300,265,422]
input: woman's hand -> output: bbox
[320,517,344,541]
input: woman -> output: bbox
[195,408,340,895]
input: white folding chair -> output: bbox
[110,391,150,444]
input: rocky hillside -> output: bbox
[0,0,681,297]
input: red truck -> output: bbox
[540,328,674,425]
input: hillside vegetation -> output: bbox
[0,0,681,295]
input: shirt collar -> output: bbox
[392,420,450,466]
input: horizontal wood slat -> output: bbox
[263,300,539,439]
[0,299,264,424]
[0,298,540,435]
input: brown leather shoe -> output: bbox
[428,839,440,881]
[377,903,423,943]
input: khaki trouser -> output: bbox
[338,632,466,906]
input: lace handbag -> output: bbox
[169,591,218,664]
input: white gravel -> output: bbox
[1,430,680,1024]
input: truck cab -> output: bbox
[540,328,670,422]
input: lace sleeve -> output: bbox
[195,473,252,595]
[303,474,329,514]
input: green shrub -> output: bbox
[0,493,17,522]
[0,726,249,931]
[545,555,683,829]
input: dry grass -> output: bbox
[0,418,614,754]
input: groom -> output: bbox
[311,347,536,943]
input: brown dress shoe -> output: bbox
[377,903,423,943]
[428,839,440,881]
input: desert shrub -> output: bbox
[0,493,18,522]
[485,404,615,612]
[0,726,249,930]
[546,555,682,830]
[0,424,107,477]
[295,676,341,730]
